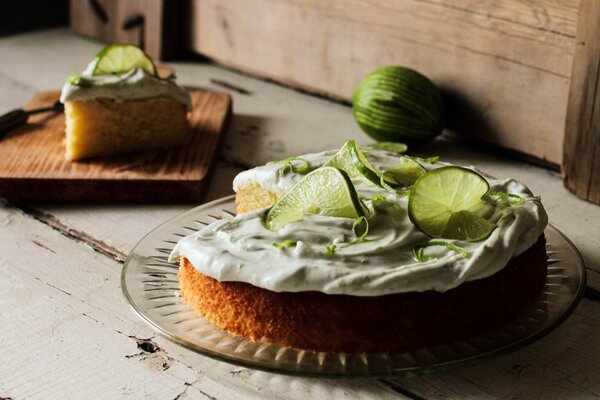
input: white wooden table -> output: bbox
[2,29,600,400]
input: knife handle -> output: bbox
[0,109,28,137]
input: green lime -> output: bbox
[382,157,426,186]
[265,166,364,231]
[366,142,408,154]
[325,140,401,187]
[408,166,495,241]
[86,43,157,76]
[353,66,444,147]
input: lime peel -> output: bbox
[352,216,369,242]
[67,74,84,85]
[410,155,439,164]
[272,240,297,249]
[325,244,337,255]
[268,157,312,177]
[372,194,396,214]
[366,142,408,154]
[488,191,525,206]
[382,157,426,187]
[325,140,402,189]
[412,241,469,263]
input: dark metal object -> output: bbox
[123,14,144,30]
[89,0,108,23]
[0,101,63,138]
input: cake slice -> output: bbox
[60,44,192,161]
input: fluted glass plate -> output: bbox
[122,196,586,377]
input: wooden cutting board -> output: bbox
[0,90,231,202]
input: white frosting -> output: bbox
[60,68,192,110]
[170,149,548,296]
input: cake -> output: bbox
[169,142,548,353]
[60,44,192,161]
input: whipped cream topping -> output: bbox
[60,68,192,110]
[170,149,548,296]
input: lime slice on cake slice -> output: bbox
[265,166,364,231]
[325,140,401,188]
[86,43,157,76]
[408,166,495,241]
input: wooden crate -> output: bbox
[182,0,600,203]
[69,0,179,60]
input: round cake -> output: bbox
[170,144,548,353]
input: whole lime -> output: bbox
[352,66,444,147]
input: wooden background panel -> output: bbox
[563,0,600,204]
[69,0,174,59]
[185,0,580,165]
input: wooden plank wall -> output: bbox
[184,0,580,165]
[69,0,176,60]
[563,0,600,204]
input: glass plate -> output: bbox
[121,196,586,377]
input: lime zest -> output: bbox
[337,216,370,250]
[352,216,369,242]
[268,157,311,178]
[349,141,402,187]
[412,241,469,263]
[326,140,402,189]
[67,74,84,85]
[410,155,439,164]
[382,157,426,187]
[379,174,410,196]
[272,240,297,249]
[325,244,337,255]
[488,191,525,206]
[371,194,396,214]
[366,142,408,154]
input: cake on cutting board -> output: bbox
[60,43,191,161]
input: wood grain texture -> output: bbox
[0,205,405,400]
[562,0,600,204]
[0,90,231,202]
[69,0,176,60]
[185,0,579,165]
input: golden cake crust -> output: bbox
[178,235,547,353]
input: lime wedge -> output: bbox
[408,166,495,241]
[366,142,408,154]
[86,43,157,76]
[325,140,401,187]
[382,157,425,186]
[265,166,364,231]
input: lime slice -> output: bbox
[408,166,495,241]
[382,157,426,186]
[366,142,408,154]
[86,43,157,76]
[265,166,364,231]
[325,140,400,187]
